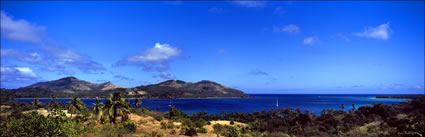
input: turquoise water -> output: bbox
[13,94,408,115]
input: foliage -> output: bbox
[134,98,142,108]
[66,97,86,118]
[103,92,131,124]
[92,97,103,120]
[122,120,137,133]
[197,127,208,133]
[0,112,83,137]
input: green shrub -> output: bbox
[184,127,198,136]
[227,126,240,137]
[122,120,137,133]
[0,112,82,137]
[197,127,208,133]
[180,127,186,135]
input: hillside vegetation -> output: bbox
[1,93,424,137]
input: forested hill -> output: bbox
[130,80,248,98]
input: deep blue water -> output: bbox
[13,94,408,115]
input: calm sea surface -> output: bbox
[13,94,408,115]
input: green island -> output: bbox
[1,93,424,137]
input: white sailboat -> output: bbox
[276,99,279,107]
[168,99,172,107]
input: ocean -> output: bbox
[13,94,408,115]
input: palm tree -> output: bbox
[92,97,103,120]
[32,98,40,108]
[66,97,86,119]
[48,95,57,111]
[103,92,131,124]
[134,98,142,109]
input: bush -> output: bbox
[142,107,150,113]
[227,126,240,137]
[122,120,136,133]
[197,127,208,133]
[160,121,167,129]
[0,112,81,137]
[149,111,163,121]
[184,127,198,136]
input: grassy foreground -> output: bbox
[1,93,424,137]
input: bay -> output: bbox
[13,94,408,115]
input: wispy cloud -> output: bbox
[355,22,391,40]
[335,33,350,41]
[1,49,42,63]
[249,70,269,76]
[1,11,46,43]
[232,1,266,8]
[273,6,285,15]
[272,24,300,34]
[114,75,135,82]
[303,36,319,45]
[208,7,225,13]
[217,49,225,53]
[158,72,176,80]
[0,11,105,74]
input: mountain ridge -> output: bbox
[1,77,247,98]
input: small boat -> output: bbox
[276,99,279,107]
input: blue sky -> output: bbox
[1,1,424,94]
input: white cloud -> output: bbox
[14,67,38,77]
[355,22,391,40]
[127,43,181,63]
[1,11,46,43]
[303,37,318,45]
[115,43,182,72]
[158,72,176,80]
[1,66,39,82]
[233,1,266,8]
[273,24,300,34]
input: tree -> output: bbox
[48,95,58,112]
[32,98,40,108]
[103,92,131,124]
[66,97,86,119]
[92,97,103,121]
[134,98,142,109]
